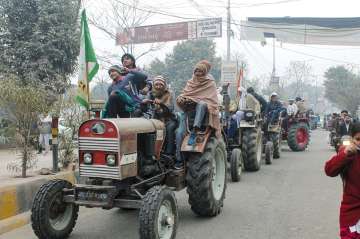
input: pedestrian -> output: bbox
[325,122,360,239]
[37,114,51,154]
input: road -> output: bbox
[1,129,341,239]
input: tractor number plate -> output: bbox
[76,189,109,202]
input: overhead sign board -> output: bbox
[221,61,238,84]
[116,18,222,45]
[197,18,222,38]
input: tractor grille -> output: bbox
[79,164,121,179]
[78,137,119,152]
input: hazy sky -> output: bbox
[84,0,360,85]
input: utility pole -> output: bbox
[226,0,231,61]
[272,37,276,77]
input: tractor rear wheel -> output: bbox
[186,137,227,217]
[271,133,281,159]
[287,123,310,151]
[242,128,262,171]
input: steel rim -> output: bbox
[49,192,74,231]
[157,200,175,239]
[296,128,308,147]
[212,147,226,201]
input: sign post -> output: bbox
[51,116,59,173]
[116,18,222,45]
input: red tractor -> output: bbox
[282,112,310,151]
[31,115,227,239]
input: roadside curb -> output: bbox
[0,170,79,235]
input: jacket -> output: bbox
[325,148,360,227]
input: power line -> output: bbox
[277,45,360,65]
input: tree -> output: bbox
[324,65,360,115]
[284,61,313,97]
[0,0,81,95]
[0,78,49,177]
[147,39,221,96]
[87,0,164,64]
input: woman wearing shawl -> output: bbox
[144,75,177,156]
[175,60,221,169]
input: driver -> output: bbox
[175,60,220,169]
[143,76,177,157]
[265,92,283,125]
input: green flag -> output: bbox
[76,9,99,109]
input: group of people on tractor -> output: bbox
[102,54,221,170]
[101,53,312,170]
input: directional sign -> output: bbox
[221,61,238,84]
[197,18,222,39]
[116,18,222,45]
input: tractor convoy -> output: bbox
[30,84,311,239]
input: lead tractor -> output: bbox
[282,112,310,152]
[31,105,227,239]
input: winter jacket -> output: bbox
[325,148,360,227]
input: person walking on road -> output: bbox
[37,114,51,154]
[325,122,360,239]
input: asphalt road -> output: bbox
[1,129,342,239]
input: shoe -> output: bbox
[187,132,197,146]
[173,162,184,170]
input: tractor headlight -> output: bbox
[106,154,116,166]
[245,111,255,122]
[245,112,253,118]
[83,153,93,164]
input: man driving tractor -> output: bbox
[175,60,221,169]
[143,75,177,158]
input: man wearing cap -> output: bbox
[295,97,307,114]
[265,92,283,125]
[143,76,177,157]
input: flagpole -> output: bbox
[86,61,91,119]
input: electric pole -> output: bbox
[226,0,231,61]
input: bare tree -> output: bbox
[284,61,313,97]
[86,0,164,63]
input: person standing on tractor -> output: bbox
[265,92,283,125]
[247,87,268,115]
[143,75,177,157]
[295,97,307,115]
[175,60,221,169]
[325,122,360,239]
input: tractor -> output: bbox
[31,103,227,239]
[282,112,310,152]
[220,84,263,182]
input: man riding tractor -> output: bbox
[282,97,310,151]
[220,84,264,182]
[31,60,227,239]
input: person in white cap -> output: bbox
[265,92,283,125]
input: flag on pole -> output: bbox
[76,9,99,109]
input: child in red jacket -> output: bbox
[325,122,360,239]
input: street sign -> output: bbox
[221,61,238,84]
[197,18,222,38]
[116,18,222,45]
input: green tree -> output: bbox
[0,0,81,94]
[324,66,360,115]
[0,78,49,178]
[147,39,221,96]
